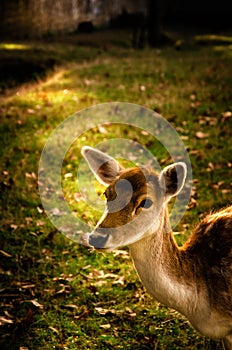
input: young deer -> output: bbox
[81,146,232,349]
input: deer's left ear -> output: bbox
[159,162,187,201]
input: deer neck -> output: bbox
[129,206,204,317]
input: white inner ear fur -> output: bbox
[81,146,123,186]
[159,162,187,202]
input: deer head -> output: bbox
[81,146,187,250]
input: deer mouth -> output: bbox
[88,232,110,249]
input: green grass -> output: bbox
[0,29,232,349]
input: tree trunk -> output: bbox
[147,0,166,46]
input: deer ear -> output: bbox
[159,162,187,201]
[81,146,124,186]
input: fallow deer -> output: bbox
[81,146,232,349]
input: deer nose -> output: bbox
[89,233,109,249]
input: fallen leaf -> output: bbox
[0,268,12,275]
[125,306,137,317]
[65,304,79,310]
[84,79,92,86]
[25,172,37,179]
[36,206,43,214]
[74,192,83,202]
[29,231,37,237]
[95,307,111,315]
[195,131,209,139]
[98,125,108,134]
[91,280,107,287]
[207,162,214,171]
[0,316,14,325]
[49,326,59,334]
[190,94,196,101]
[113,250,129,258]
[27,109,35,114]
[49,208,64,216]
[197,115,217,126]
[87,268,105,279]
[4,310,13,319]
[221,189,230,194]
[190,101,201,109]
[112,276,124,285]
[36,220,45,226]
[0,250,12,258]
[100,324,111,329]
[21,284,36,289]
[10,224,18,230]
[181,135,188,141]
[221,111,232,119]
[28,300,43,309]
[95,307,121,315]
[64,173,73,178]
[187,197,197,210]
[83,264,91,270]
[55,285,70,295]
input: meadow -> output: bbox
[0,29,232,349]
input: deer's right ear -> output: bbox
[81,146,124,186]
[159,162,187,202]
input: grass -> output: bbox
[0,28,232,349]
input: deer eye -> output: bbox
[136,198,153,213]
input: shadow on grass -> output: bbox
[0,46,58,92]
[1,28,232,92]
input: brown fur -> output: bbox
[182,206,232,317]
[82,146,232,348]
[100,167,232,318]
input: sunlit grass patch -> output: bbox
[195,34,232,45]
[0,43,32,50]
